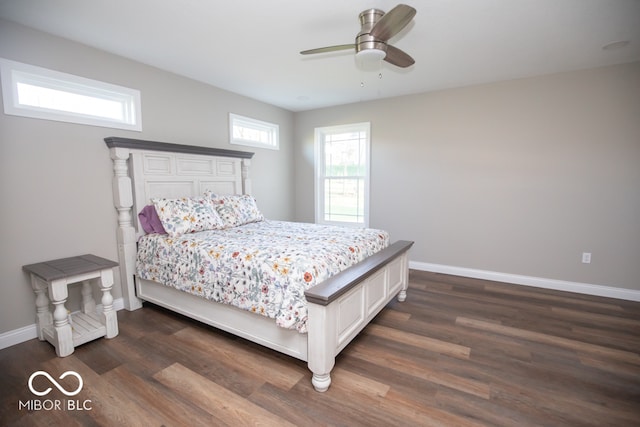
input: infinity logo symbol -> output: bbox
[28,371,83,397]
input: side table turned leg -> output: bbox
[30,276,52,341]
[99,268,119,338]
[49,279,74,357]
[81,280,97,315]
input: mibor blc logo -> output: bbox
[29,371,83,396]
[19,370,92,411]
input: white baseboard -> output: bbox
[0,297,125,351]
[410,261,640,302]
[0,324,39,351]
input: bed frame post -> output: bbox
[109,147,143,311]
[241,158,252,195]
[398,250,410,302]
[306,302,337,392]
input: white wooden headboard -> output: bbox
[104,137,254,310]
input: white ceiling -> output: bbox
[1,0,639,112]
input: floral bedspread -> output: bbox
[136,220,389,333]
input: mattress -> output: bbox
[136,220,389,332]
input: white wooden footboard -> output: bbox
[305,240,413,391]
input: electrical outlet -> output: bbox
[582,252,591,264]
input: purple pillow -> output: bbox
[138,205,167,234]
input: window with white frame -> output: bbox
[315,122,370,227]
[0,58,141,131]
[229,113,279,150]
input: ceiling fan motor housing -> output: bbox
[356,9,388,54]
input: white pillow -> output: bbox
[204,193,264,227]
[152,197,224,236]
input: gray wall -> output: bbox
[0,20,294,334]
[294,62,640,291]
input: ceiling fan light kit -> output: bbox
[300,4,416,68]
[356,48,387,62]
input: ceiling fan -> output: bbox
[300,4,417,68]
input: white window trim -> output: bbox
[229,113,279,150]
[0,57,141,131]
[314,122,371,228]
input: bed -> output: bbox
[105,136,413,392]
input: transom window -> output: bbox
[229,113,279,150]
[315,122,370,227]
[0,57,141,131]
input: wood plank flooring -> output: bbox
[2,270,639,426]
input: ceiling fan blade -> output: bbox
[300,44,355,55]
[370,4,416,41]
[384,45,415,68]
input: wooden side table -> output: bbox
[23,254,119,357]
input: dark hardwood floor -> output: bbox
[2,270,639,426]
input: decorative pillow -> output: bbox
[204,193,264,227]
[138,204,167,234]
[152,197,224,236]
